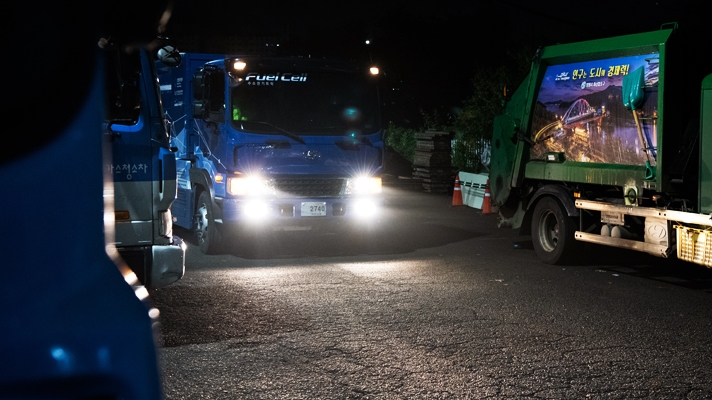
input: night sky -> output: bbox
[166,0,703,127]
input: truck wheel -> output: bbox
[531,196,578,265]
[195,191,222,254]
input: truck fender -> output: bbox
[528,185,579,217]
[188,168,223,222]
[520,184,579,234]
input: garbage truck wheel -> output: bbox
[195,191,222,254]
[531,196,578,265]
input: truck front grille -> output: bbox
[273,178,345,197]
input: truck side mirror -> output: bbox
[156,43,181,68]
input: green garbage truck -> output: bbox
[490,24,712,267]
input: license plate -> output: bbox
[301,202,327,217]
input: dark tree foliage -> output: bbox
[386,44,535,173]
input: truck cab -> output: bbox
[160,54,385,253]
[103,41,186,288]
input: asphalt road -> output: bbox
[151,187,712,399]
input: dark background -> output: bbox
[165,0,704,127]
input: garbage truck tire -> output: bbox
[531,196,578,265]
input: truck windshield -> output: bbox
[230,70,380,136]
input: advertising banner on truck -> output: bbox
[530,53,659,165]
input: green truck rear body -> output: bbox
[492,29,672,205]
[699,74,712,214]
[491,26,712,267]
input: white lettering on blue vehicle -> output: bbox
[244,72,308,82]
[106,163,148,180]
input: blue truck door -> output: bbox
[158,53,225,230]
[105,49,156,245]
[106,49,182,287]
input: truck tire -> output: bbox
[531,196,579,265]
[195,191,222,254]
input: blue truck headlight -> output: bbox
[345,176,382,195]
[227,176,274,196]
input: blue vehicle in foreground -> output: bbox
[159,54,385,253]
[0,1,179,398]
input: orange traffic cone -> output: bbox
[482,180,492,214]
[452,174,463,206]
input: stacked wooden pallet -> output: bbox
[412,130,454,193]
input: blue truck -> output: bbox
[159,54,385,253]
[103,40,186,288]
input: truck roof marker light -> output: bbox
[234,60,247,71]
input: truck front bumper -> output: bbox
[117,235,186,289]
[150,235,186,288]
[215,196,383,232]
